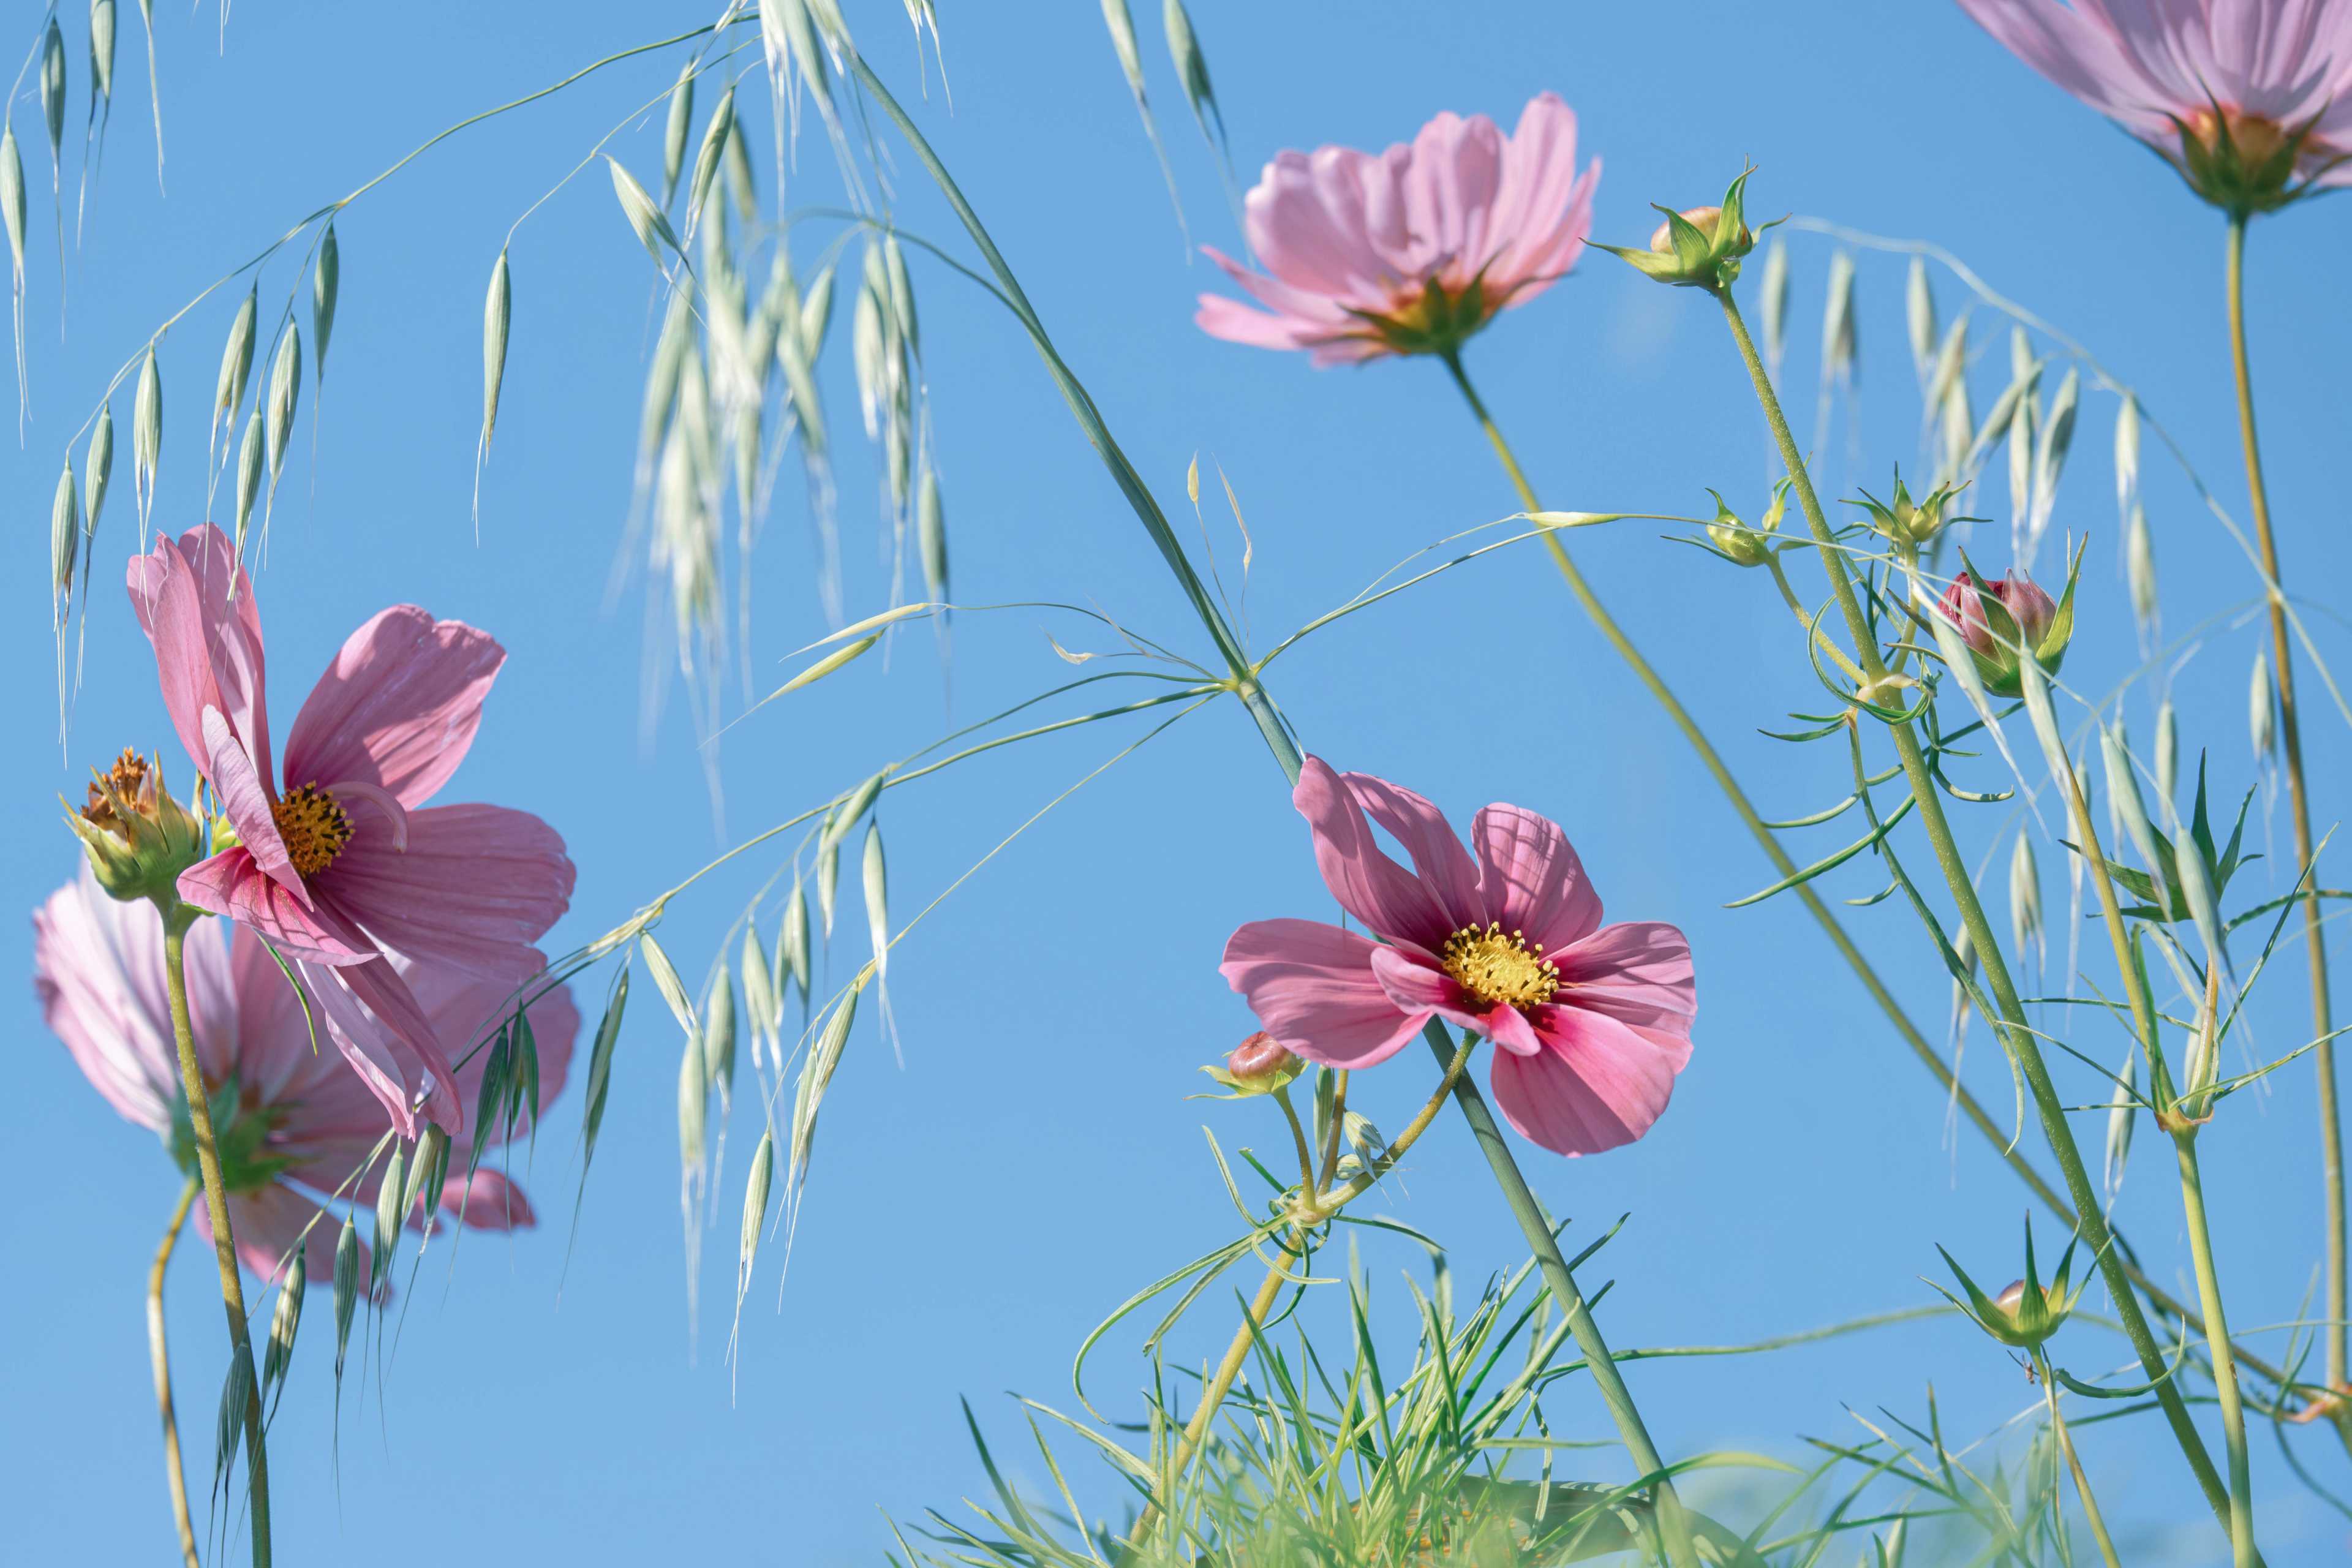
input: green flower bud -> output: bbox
[1850,472,1969,548]
[1933,1217,2090,1351]
[1596,168,1768,291]
[1702,481,1787,568]
[63,748,206,910]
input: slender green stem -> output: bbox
[148,1178,202,1568]
[2037,1349,2124,1568]
[1764,554,1865,682]
[2226,215,2341,1395]
[1273,1085,1317,1196]
[1714,283,2244,1545]
[163,914,271,1568]
[2179,1121,2257,1568]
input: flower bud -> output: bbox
[1200,1030,1305,1098]
[1934,552,2078,699]
[2250,649,2277,760]
[1598,169,1765,290]
[1934,1218,2086,1351]
[1853,473,1966,548]
[1703,483,1784,568]
[63,748,205,909]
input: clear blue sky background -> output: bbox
[6,1,2352,1562]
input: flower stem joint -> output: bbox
[64,748,206,912]
[1596,168,1771,290]
[1853,473,1972,549]
[1934,1216,2092,1351]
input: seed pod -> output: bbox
[639,933,697,1036]
[2011,323,2034,382]
[687,84,734,222]
[0,126,23,285]
[662,59,695,206]
[2251,649,2277,760]
[1101,0,1148,104]
[2154,699,2179,809]
[481,249,511,450]
[2125,500,2157,628]
[2030,366,2080,529]
[2006,391,2034,530]
[85,404,113,543]
[260,1250,303,1408]
[1926,315,1967,415]
[213,1341,253,1490]
[790,986,860,1178]
[851,274,885,439]
[677,1022,707,1172]
[704,963,737,1095]
[1905,255,1935,383]
[740,924,778,1065]
[232,407,262,552]
[132,345,160,532]
[372,1142,405,1286]
[311,221,339,382]
[214,284,257,437]
[50,458,79,608]
[2008,831,2041,958]
[2100,722,2164,878]
[1819,249,1856,388]
[816,834,840,938]
[1758,236,1789,368]
[723,112,755,225]
[916,466,948,603]
[737,1129,775,1296]
[779,884,812,1011]
[862,820,888,984]
[265,323,300,481]
[884,235,918,360]
[40,21,66,174]
[2113,393,2139,518]
[2104,1047,2136,1205]
[606,155,681,266]
[799,262,836,354]
[1162,0,1222,146]
[331,1213,361,1370]
[578,968,626,1172]
[90,0,118,105]
[404,1123,449,1228]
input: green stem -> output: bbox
[2227,215,2341,1395]
[1713,283,2243,1544]
[2179,1123,2258,1568]
[2038,1349,2124,1568]
[163,914,271,1568]
[148,1178,202,1568]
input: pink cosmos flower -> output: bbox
[1221,758,1695,1156]
[1194,93,1599,365]
[34,867,576,1285]
[127,524,575,1136]
[1957,0,2352,206]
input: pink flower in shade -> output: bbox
[127,524,575,1136]
[1194,93,1599,365]
[33,867,576,1286]
[1220,758,1695,1157]
[1956,0,2352,209]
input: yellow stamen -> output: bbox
[1438,922,1559,1011]
[272,783,353,876]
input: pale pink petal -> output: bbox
[1248,148,1395,298]
[282,607,504,809]
[32,869,187,1126]
[1482,1003,1547,1059]
[1555,921,1698,1038]
[1471,802,1602,953]
[1399,110,1506,290]
[1490,1004,1689,1156]
[1341,771,1482,930]
[202,706,303,903]
[1220,918,1426,1068]
[1292,756,1457,948]
[179,846,370,965]
[1194,292,1330,352]
[440,1167,537,1232]
[127,524,273,793]
[199,1182,344,1290]
[1959,0,2176,139]
[313,956,463,1136]
[318,802,574,973]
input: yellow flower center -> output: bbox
[1438,922,1559,1011]
[271,783,353,876]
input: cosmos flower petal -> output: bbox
[1220,918,1429,1069]
[282,606,505,810]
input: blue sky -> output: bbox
[6,1,2352,1561]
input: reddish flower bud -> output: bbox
[1227,1031,1300,1086]
[1935,569,2067,698]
